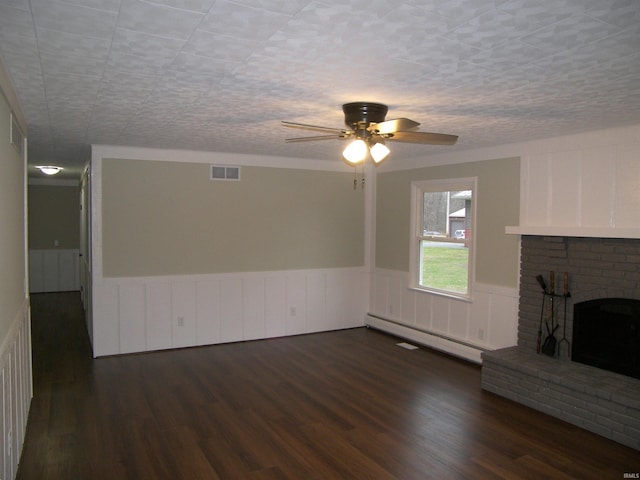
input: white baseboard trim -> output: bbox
[365,313,484,364]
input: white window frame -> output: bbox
[409,177,477,301]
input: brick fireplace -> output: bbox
[481,235,640,450]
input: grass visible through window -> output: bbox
[420,242,468,293]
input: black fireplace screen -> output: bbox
[572,298,640,380]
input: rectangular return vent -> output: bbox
[210,165,241,181]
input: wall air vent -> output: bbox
[210,165,240,181]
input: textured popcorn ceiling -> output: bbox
[1,0,639,178]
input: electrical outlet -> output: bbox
[177,316,184,327]
[478,328,485,340]
[289,307,296,316]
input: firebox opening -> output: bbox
[572,298,640,380]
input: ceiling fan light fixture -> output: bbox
[342,139,367,164]
[369,142,390,164]
[283,102,458,168]
[36,165,63,175]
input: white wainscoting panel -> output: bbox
[146,282,172,351]
[1,298,32,480]
[91,267,367,357]
[29,249,80,293]
[91,280,119,356]
[264,276,286,339]
[285,272,307,336]
[220,278,244,344]
[118,282,145,355]
[171,281,197,349]
[368,269,518,363]
[243,277,266,341]
[326,269,363,331]
[195,280,221,346]
[305,274,326,334]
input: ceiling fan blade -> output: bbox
[370,118,420,134]
[387,130,458,145]
[282,120,347,135]
[285,134,347,143]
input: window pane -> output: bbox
[422,190,469,238]
[420,240,469,293]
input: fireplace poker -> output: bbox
[548,272,556,351]
[535,275,547,354]
[541,271,559,357]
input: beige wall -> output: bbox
[0,69,26,342]
[102,158,364,277]
[0,79,26,344]
[375,157,520,288]
[28,184,80,249]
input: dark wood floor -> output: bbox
[16,292,639,479]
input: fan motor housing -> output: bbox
[343,102,388,129]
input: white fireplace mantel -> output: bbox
[505,226,640,239]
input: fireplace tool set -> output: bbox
[536,271,571,357]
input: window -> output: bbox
[410,178,475,299]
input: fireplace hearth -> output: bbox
[573,298,640,380]
[481,235,640,450]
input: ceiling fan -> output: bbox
[282,102,458,165]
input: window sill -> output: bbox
[409,285,473,303]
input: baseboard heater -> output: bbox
[365,313,485,364]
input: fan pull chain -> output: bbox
[352,166,365,189]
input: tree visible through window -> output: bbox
[411,179,475,298]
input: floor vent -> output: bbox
[396,342,419,350]
[210,165,241,181]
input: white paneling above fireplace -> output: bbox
[509,124,640,238]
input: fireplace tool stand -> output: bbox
[536,272,570,357]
